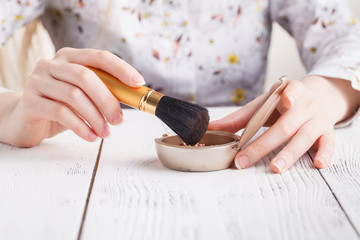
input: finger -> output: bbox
[313,132,335,169]
[280,80,306,111]
[234,102,313,169]
[265,80,306,127]
[270,119,327,173]
[45,61,123,125]
[208,93,268,133]
[34,96,98,142]
[36,76,111,138]
[55,47,145,87]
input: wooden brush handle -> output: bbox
[88,67,163,114]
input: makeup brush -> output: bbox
[88,67,209,145]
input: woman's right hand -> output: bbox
[2,47,145,147]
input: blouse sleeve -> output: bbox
[0,0,45,47]
[270,0,360,126]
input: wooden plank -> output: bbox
[81,108,359,240]
[0,130,101,240]
[311,120,360,236]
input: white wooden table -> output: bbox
[1,107,359,240]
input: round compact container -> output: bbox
[155,77,288,172]
[155,131,240,172]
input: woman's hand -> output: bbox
[0,47,145,147]
[208,76,360,173]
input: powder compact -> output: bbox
[155,76,288,172]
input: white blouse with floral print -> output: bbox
[1,0,360,108]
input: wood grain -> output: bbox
[0,130,101,240]
[311,120,360,236]
[81,108,359,240]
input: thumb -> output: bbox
[208,93,268,133]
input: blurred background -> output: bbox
[1,0,359,92]
[265,0,360,89]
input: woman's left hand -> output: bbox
[208,76,360,173]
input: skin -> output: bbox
[0,48,145,147]
[208,76,360,173]
[0,47,359,173]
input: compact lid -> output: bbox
[237,76,288,150]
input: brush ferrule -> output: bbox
[139,90,163,115]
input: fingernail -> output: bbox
[101,124,110,137]
[235,155,250,169]
[111,111,123,124]
[131,73,145,86]
[273,158,287,173]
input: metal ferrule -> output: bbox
[139,90,163,115]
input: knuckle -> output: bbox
[21,93,36,109]
[67,87,83,101]
[25,74,38,87]
[55,47,72,58]
[96,49,112,60]
[278,118,296,137]
[76,67,92,85]
[35,59,51,72]
[54,104,68,119]
[249,144,266,159]
[289,79,303,89]
[47,60,59,74]
[285,80,305,100]
[302,127,315,143]
[24,76,42,94]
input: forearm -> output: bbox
[302,76,360,126]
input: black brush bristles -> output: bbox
[155,96,209,145]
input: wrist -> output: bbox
[0,92,23,144]
[301,75,360,126]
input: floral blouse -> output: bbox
[1,0,360,107]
